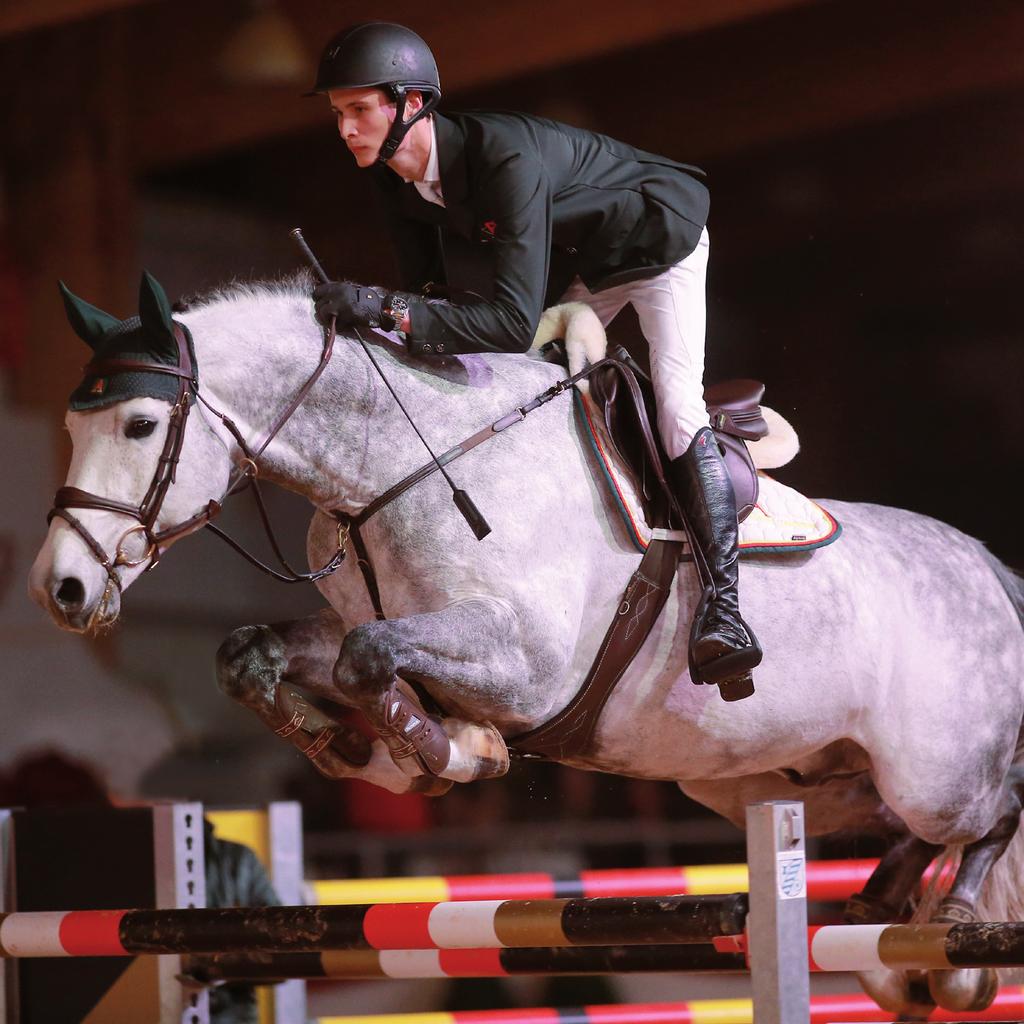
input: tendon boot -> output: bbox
[273,686,452,796]
[670,427,762,700]
[272,685,373,775]
[381,681,510,785]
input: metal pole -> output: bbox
[746,800,810,1024]
[153,802,208,1024]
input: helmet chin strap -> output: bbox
[376,86,439,163]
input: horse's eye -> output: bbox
[125,418,157,439]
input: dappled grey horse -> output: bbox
[29,273,1024,1016]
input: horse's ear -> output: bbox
[58,281,120,351]
[138,271,178,361]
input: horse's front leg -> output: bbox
[216,609,451,795]
[333,600,545,784]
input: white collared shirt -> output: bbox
[405,120,445,207]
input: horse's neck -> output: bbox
[184,294,499,511]
[184,297,408,509]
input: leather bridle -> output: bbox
[47,319,348,627]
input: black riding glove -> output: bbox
[312,281,384,329]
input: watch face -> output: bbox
[382,295,408,330]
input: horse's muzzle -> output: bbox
[31,569,121,635]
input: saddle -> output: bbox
[587,345,768,524]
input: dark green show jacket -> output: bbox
[371,110,710,357]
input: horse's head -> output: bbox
[29,272,232,634]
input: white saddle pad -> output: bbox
[575,390,841,555]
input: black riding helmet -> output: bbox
[307,22,441,163]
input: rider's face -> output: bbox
[328,87,396,167]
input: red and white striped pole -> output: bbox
[0,894,749,958]
[310,858,950,906]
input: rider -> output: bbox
[308,21,761,689]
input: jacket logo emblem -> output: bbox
[479,220,497,242]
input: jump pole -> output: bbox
[308,858,909,905]
[0,893,750,957]
[186,943,748,981]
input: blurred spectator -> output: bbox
[0,749,110,808]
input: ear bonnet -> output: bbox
[61,272,196,411]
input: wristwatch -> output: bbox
[380,293,410,333]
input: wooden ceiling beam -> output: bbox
[674,0,1024,158]
[128,0,1024,172]
[280,0,813,94]
[472,0,1024,164]
[128,0,811,169]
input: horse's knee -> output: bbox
[215,624,287,706]
[334,623,398,700]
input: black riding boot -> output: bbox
[670,427,762,693]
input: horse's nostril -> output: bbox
[55,577,86,609]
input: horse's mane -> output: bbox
[176,271,314,314]
[174,272,563,386]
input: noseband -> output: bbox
[47,319,345,624]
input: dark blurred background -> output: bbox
[0,0,1021,878]
[3,0,1021,561]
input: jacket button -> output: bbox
[436,344,445,353]
[421,343,433,353]
[566,246,578,255]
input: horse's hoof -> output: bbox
[408,774,455,797]
[856,968,937,1017]
[441,719,510,783]
[718,674,755,701]
[927,967,998,1012]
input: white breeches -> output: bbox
[558,226,711,461]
